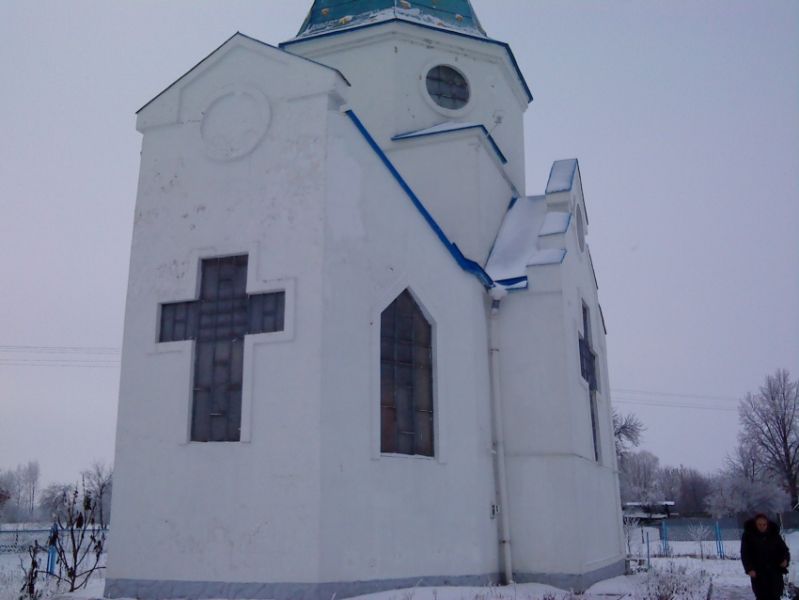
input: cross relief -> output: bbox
[159,254,285,442]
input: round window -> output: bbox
[425,65,470,110]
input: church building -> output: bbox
[106,1,625,598]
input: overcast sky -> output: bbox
[1,0,797,486]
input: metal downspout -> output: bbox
[488,288,513,585]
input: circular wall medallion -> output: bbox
[201,88,271,161]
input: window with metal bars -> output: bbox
[425,65,470,110]
[159,255,285,442]
[380,289,434,456]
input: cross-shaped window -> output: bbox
[159,255,284,442]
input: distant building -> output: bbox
[623,501,677,523]
[106,1,624,598]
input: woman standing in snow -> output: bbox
[741,513,790,600]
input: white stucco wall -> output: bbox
[315,111,500,582]
[284,22,528,193]
[388,131,515,264]
[108,39,346,586]
[495,180,624,578]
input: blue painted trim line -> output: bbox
[393,124,507,164]
[496,276,528,290]
[281,20,533,103]
[507,196,519,211]
[345,110,495,288]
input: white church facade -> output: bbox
[106,1,625,598]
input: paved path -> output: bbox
[711,584,753,599]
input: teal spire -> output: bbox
[297,0,486,38]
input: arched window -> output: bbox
[380,290,434,456]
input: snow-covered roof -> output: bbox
[296,1,486,39]
[484,196,569,287]
[545,159,579,194]
[392,122,507,164]
[538,212,571,236]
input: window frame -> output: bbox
[379,289,436,457]
[419,60,474,118]
[152,247,296,446]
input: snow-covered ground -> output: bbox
[0,554,750,600]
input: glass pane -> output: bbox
[379,289,435,456]
[415,412,434,457]
[426,65,469,110]
[381,406,397,453]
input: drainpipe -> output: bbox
[488,286,513,585]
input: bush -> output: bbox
[641,563,711,600]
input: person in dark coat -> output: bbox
[741,513,790,600]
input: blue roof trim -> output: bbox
[281,19,533,103]
[496,276,528,290]
[137,31,350,115]
[545,158,578,194]
[392,124,508,164]
[538,213,572,237]
[345,110,495,289]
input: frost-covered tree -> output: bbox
[739,369,799,508]
[613,409,644,462]
[39,483,76,520]
[687,521,712,560]
[620,450,661,503]
[705,472,789,517]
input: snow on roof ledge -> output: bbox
[485,196,568,284]
[545,158,578,194]
[392,122,508,164]
[538,212,571,236]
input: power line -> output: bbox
[613,398,738,413]
[612,387,739,403]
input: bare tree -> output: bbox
[657,466,681,503]
[49,482,106,591]
[613,409,645,461]
[726,435,764,483]
[687,521,712,560]
[81,463,112,528]
[22,461,40,516]
[678,467,712,516]
[739,369,799,508]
